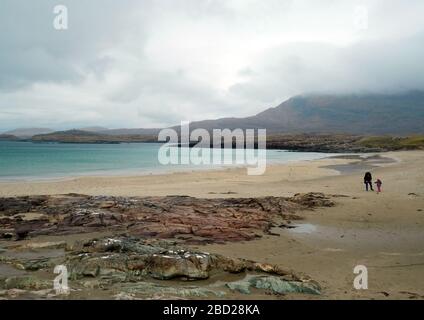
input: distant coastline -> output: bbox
[1,131,423,153]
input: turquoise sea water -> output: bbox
[0,141,333,180]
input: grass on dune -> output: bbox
[359,135,424,150]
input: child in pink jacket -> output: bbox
[375,179,382,193]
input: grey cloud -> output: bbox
[0,0,424,130]
[230,32,424,104]
[0,0,145,90]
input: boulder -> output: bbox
[292,193,334,208]
[251,276,321,295]
[146,251,211,280]
[226,275,321,295]
[0,276,51,291]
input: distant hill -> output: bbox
[31,129,157,143]
[0,134,19,141]
[78,126,110,132]
[184,91,424,135]
[98,128,162,136]
[3,127,161,138]
[3,128,53,138]
[27,129,424,152]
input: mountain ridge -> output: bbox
[3,128,54,138]
[184,91,424,135]
[3,91,424,137]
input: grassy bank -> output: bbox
[359,135,424,150]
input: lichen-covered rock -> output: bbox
[63,236,312,285]
[0,276,51,291]
[0,234,322,299]
[210,256,249,273]
[67,237,165,255]
[146,251,211,280]
[226,280,251,294]
[22,258,55,271]
[118,282,226,298]
[67,253,129,280]
[251,276,321,295]
[226,275,321,295]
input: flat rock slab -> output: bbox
[0,193,334,244]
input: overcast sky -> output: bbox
[1,0,424,131]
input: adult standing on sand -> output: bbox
[364,172,374,191]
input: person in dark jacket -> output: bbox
[364,172,374,191]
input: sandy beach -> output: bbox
[0,152,409,198]
[1,150,423,299]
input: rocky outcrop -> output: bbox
[0,193,334,244]
[291,193,335,208]
[64,237,302,282]
[0,235,319,299]
[145,251,211,280]
[0,276,51,291]
[0,193,334,299]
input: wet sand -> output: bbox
[199,151,424,299]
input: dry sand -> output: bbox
[0,150,423,299]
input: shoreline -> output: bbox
[0,151,344,186]
[0,143,340,184]
[0,150,394,191]
[0,151,401,198]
